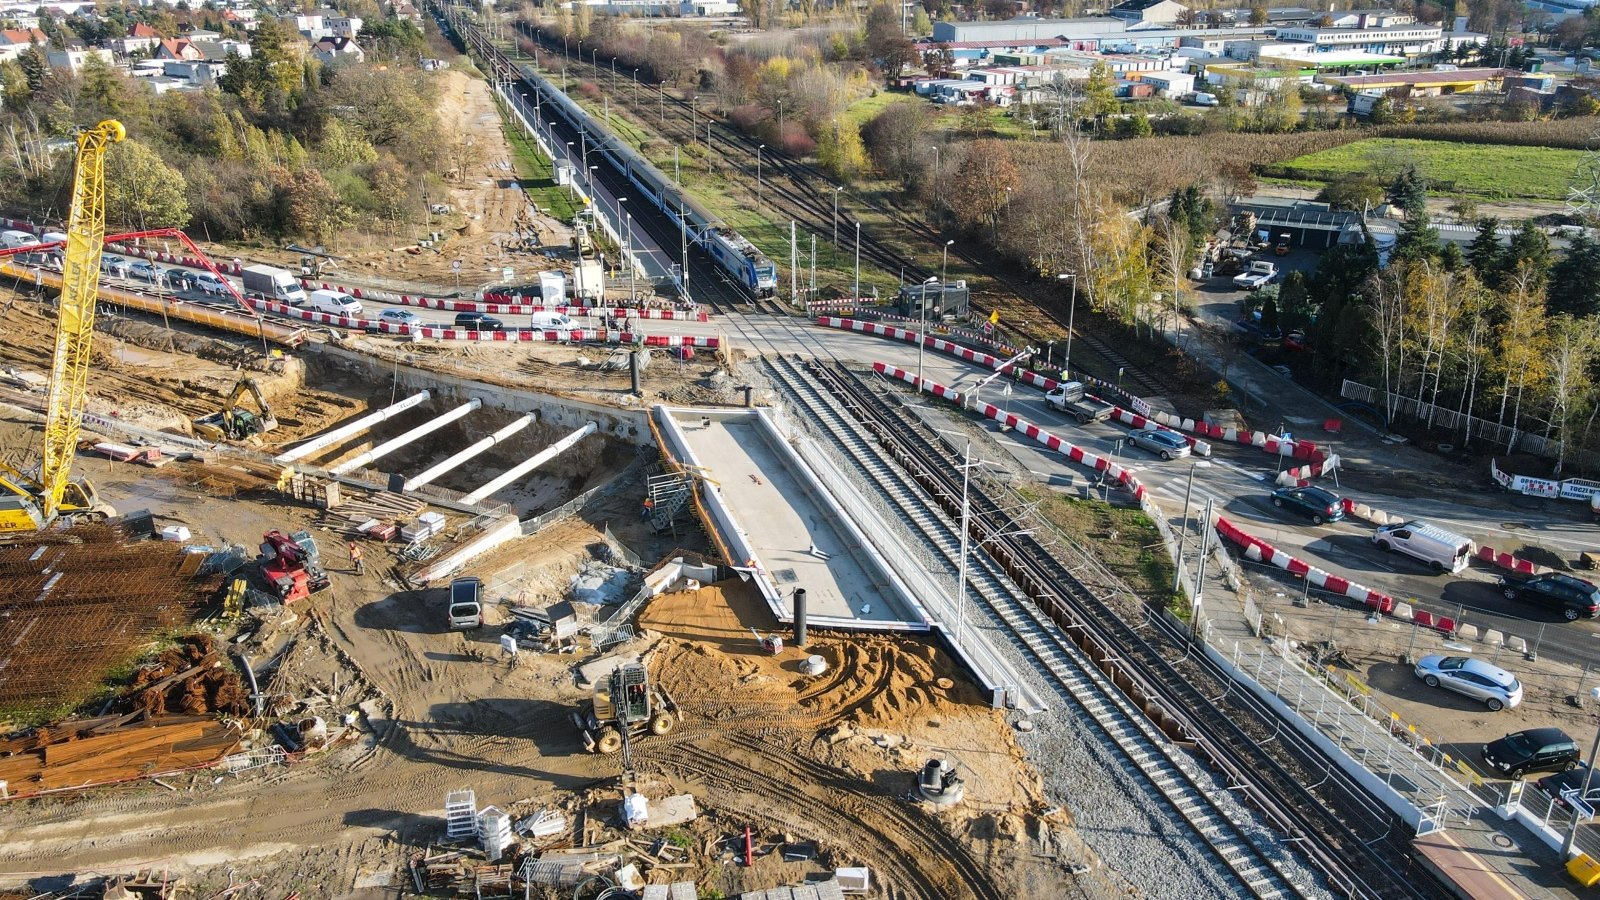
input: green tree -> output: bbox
[105,140,190,229]
[317,117,378,169]
[1249,4,1269,25]
[16,43,46,95]
[1507,220,1551,275]
[1466,217,1503,284]
[1388,164,1427,210]
[1549,230,1600,317]
[1394,200,1440,262]
[1317,174,1385,212]
[1082,63,1117,126]
[816,118,867,180]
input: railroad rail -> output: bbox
[514,22,1176,396]
[804,360,1455,900]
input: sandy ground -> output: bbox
[210,68,570,297]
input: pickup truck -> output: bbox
[1233,260,1278,291]
[1046,381,1115,425]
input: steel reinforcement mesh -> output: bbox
[0,524,223,722]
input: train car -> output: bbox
[526,62,778,298]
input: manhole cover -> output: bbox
[1491,834,1514,848]
[773,568,798,584]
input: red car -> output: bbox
[1283,329,1309,352]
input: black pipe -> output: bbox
[793,587,807,647]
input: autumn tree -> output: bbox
[860,101,929,190]
[105,139,190,229]
[948,139,1018,240]
[815,117,867,181]
[1542,315,1600,473]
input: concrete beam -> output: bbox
[461,421,597,506]
[329,399,482,476]
[274,391,432,464]
[404,414,534,492]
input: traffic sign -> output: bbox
[452,259,462,272]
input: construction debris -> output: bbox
[0,715,244,795]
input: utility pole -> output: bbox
[678,200,690,306]
[955,441,973,646]
[1192,497,1214,641]
[790,221,797,309]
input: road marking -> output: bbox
[1212,457,1268,482]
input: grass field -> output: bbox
[503,123,582,224]
[1272,138,1586,201]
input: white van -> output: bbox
[529,311,576,330]
[308,289,363,318]
[1372,520,1474,573]
[0,229,38,249]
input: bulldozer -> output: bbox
[575,663,678,754]
[193,376,278,444]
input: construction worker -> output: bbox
[348,541,364,575]
[641,496,655,521]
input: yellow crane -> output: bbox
[0,119,123,533]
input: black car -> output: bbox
[1482,727,1581,779]
[1537,764,1600,811]
[454,312,504,332]
[1269,485,1345,525]
[1500,573,1600,622]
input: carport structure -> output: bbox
[1232,198,1365,250]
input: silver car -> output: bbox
[1127,428,1191,461]
[1414,655,1522,711]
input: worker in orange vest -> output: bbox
[348,541,364,575]
[641,496,655,520]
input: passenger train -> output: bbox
[524,65,778,298]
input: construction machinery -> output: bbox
[0,120,124,534]
[575,663,677,754]
[259,529,330,604]
[192,376,278,443]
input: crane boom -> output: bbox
[40,119,123,521]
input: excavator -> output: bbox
[192,376,278,444]
[0,120,123,534]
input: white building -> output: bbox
[1137,69,1195,96]
[293,10,363,40]
[314,36,365,63]
[1274,23,1443,57]
[45,46,113,75]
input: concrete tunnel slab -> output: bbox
[655,407,926,631]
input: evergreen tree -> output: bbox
[1466,216,1503,284]
[1507,220,1551,274]
[1549,231,1600,317]
[1393,198,1439,262]
[1388,164,1427,210]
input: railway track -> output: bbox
[513,23,1179,397]
[808,360,1453,900]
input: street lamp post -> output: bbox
[581,133,588,178]
[832,187,843,264]
[1562,685,1600,858]
[626,212,635,301]
[633,68,640,104]
[756,144,765,209]
[1058,272,1077,374]
[853,221,861,302]
[941,238,952,286]
[777,99,784,143]
[1172,460,1213,591]
[917,275,936,386]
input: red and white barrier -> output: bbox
[873,362,1146,500]
[831,318,1212,457]
[248,297,717,346]
[1474,545,1543,576]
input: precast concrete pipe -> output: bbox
[329,399,482,476]
[403,414,534,492]
[461,421,598,506]
[274,391,432,464]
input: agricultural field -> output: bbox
[1268,138,1587,201]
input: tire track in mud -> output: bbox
[639,735,1009,900]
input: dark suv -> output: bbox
[454,312,505,332]
[1269,485,1344,526]
[1500,573,1600,622]
[1482,727,1581,780]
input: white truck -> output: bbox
[1046,381,1115,425]
[241,264,307,305]
[571,259,604,302]
[1233,260,1278,291]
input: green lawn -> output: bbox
[842,91,907,130]
[1274,138,1586,201]
[503,121,581,224]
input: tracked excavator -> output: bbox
[193,376,278,443]
[0,120,123,534]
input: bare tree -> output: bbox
[1366,267,1407,423]
[1543,315,1600,475]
